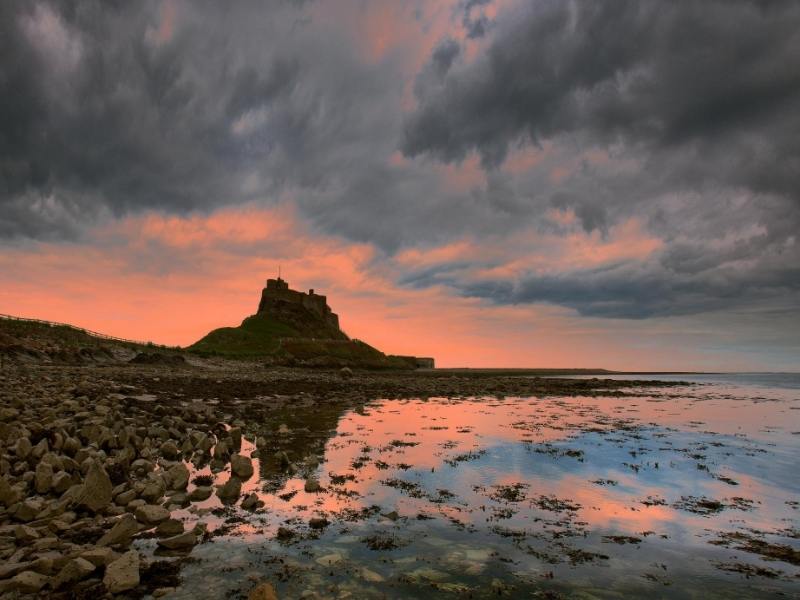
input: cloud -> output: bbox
[0,0,798,360]
[399,0,800,317]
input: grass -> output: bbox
[188,314,412,367]
[187,314,299,358]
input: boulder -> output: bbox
[164,463,190,490]
[135,504,170,525]
[81,546,119,567]
[12,571,49,593]
[103,550,139,594]
[98,513,139,547]
[51,557,95,589]
[114,489,137,505]
[155,519,184,537]
[216,477,242,501]
[231,454,254,479]
[0,476,23,507]
[160,441,180,460]
[15,437,32,460]
[229,427,242,450]
[304,477,322,493]
[51,471,73,494]
[74,461,112,513]
[15,524,40,543]
[188,486,213,502]
[156,531,197,550]
[241,493,262,511]
[14,498,44,522]
[140,479,166,503]
[34,462,54,494]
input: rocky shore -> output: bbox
[0,360,679,598]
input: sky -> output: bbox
[1,0,799,370]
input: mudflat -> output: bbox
[0,361,797,598]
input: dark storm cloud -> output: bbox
[0,0,402,241]
[400,0,800,318]
[462,260,800,319]
[2,0,799,325]
[404,0,800,172]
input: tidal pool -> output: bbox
[141,380,800,599]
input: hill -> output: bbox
[187,277,430,368]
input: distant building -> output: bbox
[391,355,436,369]
[258,277,340,330]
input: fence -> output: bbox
[0,313,171,349]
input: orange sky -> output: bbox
[2,1,797,372]
[0,204,777,370]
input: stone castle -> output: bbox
[257,277,340,331]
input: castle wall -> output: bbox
[259,279,340,330]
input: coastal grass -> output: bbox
[187,315,298,358]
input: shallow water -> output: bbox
[141,381,800,599]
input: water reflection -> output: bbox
[144,383,799,599]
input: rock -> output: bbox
[98,513,139,547]
[15,437,32,460]
[309,517,329,529]
[103,550,139,594]
[51,471,73,494]
[156,531,197,550]
[340,367,353,378]
[241,493,261,510]
[11,571,49,593]
[188,486,213,502]
[164,463,190,490]
[231,454,254,479]
[51,557,95,589]
[81,546,118,567]
[0,561,33,580]
[74,461,112,513]
[165,491,187,507]
[115,489,137,505]
[248,582,278,600]
[156,518,184,537]
[34,462,54,494]
[213,439,230,461]
[229,427,242,449]
[275,451,291,469]
[140,479,166,503]
[130,458,155,476]
[216,477,242,500]
[31,438,48,460]
[15,524,41,543]
[135,504,170,525]
[304,477,322,493]
[276,526,295,540]
[14,498,44,522]
[0,476,23,506]
[160,440,180,460]
[29,554,58,576]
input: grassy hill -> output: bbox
[187,313,411,368]
[187,314,300,358]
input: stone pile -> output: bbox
[0,370,264,597]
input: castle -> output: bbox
[257,277,340,331]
